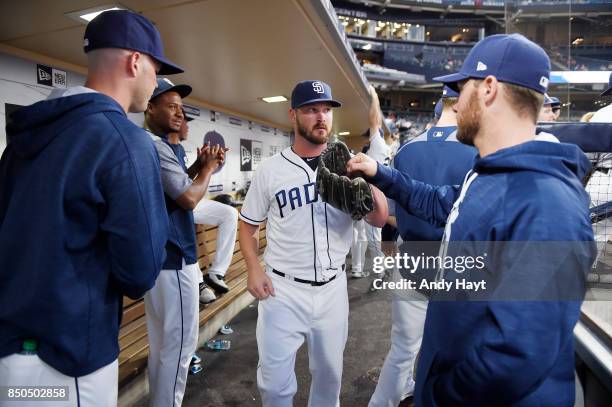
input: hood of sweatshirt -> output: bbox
[473,140,591,185]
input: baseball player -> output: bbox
[369,86,476,406]
[0,10,178,406]
[352,85,390,278]
[171,112,238,298]
[239,80,388,407]
[585,73,612,263]
[551,96,562,121]
[170,110,219,304]
[171,114,237,296]
[537,93,558,122]
[349,34,595,406]
[144,78,225,407]
[536,95,561,142]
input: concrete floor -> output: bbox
[135,274,414,407]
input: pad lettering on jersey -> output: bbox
[288,187,302,210]
[275,190,287,218]
[304,182,318,204]
[275,182,319,218]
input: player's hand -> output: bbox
[347,153,378,178]
[215,147,230,166]
[199,143,224,172]
[247,267,275,300]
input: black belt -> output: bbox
[272,265,344,286]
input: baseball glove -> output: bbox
[316,141,374,220]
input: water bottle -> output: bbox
[206,339,231,351]
[20,339,37,355]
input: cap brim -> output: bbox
[171,84,192,98]
[432,72,469,92]
[293,98,342,109]
[151,84,192,101]
[184,115,194,122]
[154,55,184,75]
[601,87,612,97]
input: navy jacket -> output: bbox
[372,140,595,406]
[0,92,168,376]
[162,140,197,269]
[393,126,476,242]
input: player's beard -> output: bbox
[296,116,330,145]
[456,91,481,146]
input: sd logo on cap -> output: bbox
[291,80,342,109]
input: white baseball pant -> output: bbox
[144,261,200,407]
[256,269,349,407]
[585,170,612,266]
[0,354,117,407]
[351,219,384,274]
[369,272,428,407]
[192,199,238,277]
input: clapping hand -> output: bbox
[197,142,229,172]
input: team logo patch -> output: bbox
[539,76,549,89]
[433,131,444,138]
[312,81,324,94]
[476,61,487,71]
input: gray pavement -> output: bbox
[135,274,414,407]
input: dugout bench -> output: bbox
[116,210,265,399]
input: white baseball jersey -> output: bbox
[368,132,391,166]
[240,146,353,281]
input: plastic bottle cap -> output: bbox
[22,339,37,352]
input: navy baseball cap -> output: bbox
[291,80,342,109]
[434,34,550,94]
[543,94,554,105]
[150,78,192,102]
[441,85,459,98]
[84,10,183,75]
[601,72,612,96]
[550,96,561,107]
[543,94,561,107]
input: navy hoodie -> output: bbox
[0,91,168,377]
[371,140,595,406]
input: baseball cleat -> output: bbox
[189,364,203,375]
[191,353,202,365]
[205,273,229,293]
[199,285,217,304]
